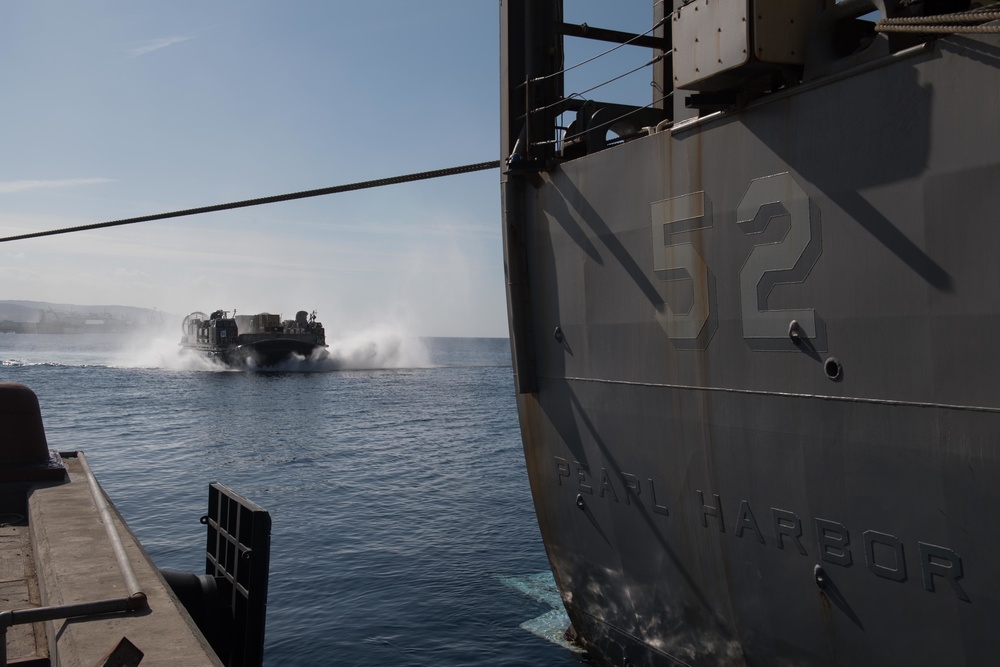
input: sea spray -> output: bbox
[323,325,430,370]
[114,335,231,371]
[113,325,430,372]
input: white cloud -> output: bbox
[0,178,115,194]
[129,35,194,57]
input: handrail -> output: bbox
[0,598,140,666]
[0,452,148,666]
[77,452,146,604]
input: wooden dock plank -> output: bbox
[0,527,28,582]
[0,525,48,664]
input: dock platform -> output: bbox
[1,382,223,666]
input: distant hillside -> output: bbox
[0,302,41,323]
[0,300,174,324]
[0,300,179,333]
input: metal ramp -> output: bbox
[201,483,271,667]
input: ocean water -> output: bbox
[0,332,587,666]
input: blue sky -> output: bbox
[0,2,653,337]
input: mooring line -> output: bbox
[0,160,500,244]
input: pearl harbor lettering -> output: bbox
[554,457,969,601]
[555,458,668,515]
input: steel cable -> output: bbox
[529,17,668,85]
[0,160,500,244]
[876,2,1000,32]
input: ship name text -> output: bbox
[555,456,969,602]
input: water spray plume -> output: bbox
[115,324,430,372]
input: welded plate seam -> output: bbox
[557,375,1000,414]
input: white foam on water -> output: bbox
[323,325,431,370]
[257,325,431,372]
[113,335,231,371]
[499,571,584,653]
[111,324,430,372]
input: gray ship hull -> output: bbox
[502,3,1000,664]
